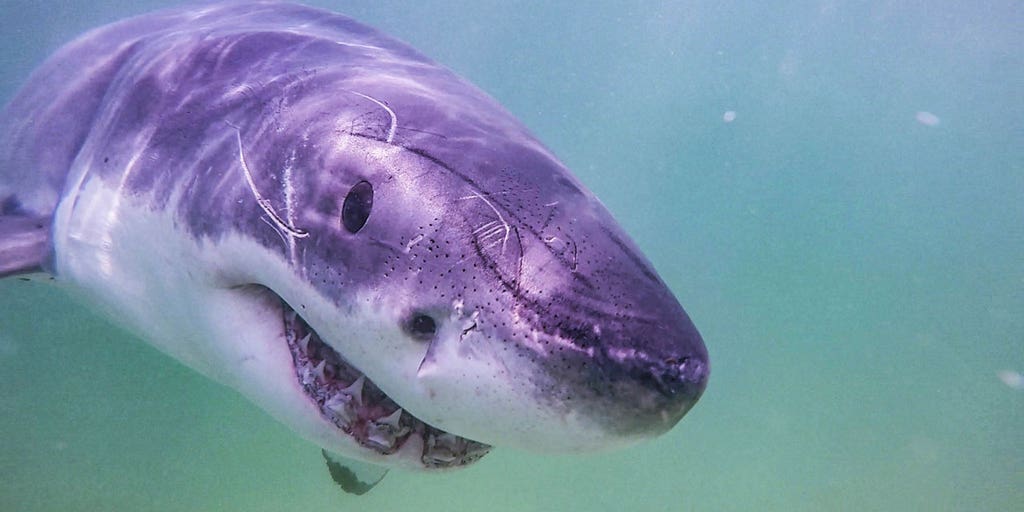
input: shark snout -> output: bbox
[637,352,709,403]
[594,316,709,435]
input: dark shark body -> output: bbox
[0,1,708,475]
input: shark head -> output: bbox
[223,72,710,469]
[233,132,709,471]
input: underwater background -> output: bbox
[0,1,1020,510]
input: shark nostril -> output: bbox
[404,312,437,341]
[642,355,708,400]
[664,356,687,367]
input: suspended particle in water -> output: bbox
[723,110,737,123]
[915,111,940,126]
[997,369,1023,390]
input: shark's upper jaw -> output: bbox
[278,297,490,468]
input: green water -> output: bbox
[1,1,1020,510]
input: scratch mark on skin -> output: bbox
[404,233,425,253]
[460,191,511,256]
[229,123,310,239]
[472,220,499,236]
[458,190,525,299]
[332,40,385,53]
[544,236,579,272]
[476,225,507,247]
[458,190,525,302]
[459,321,478,343]
[349,91,397,143]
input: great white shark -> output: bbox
[0,1,708,492]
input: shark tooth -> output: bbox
[325,394,348,412]
[365,425,396,451]
[324,394,356,425]
[298,332,312,353]
[340,376,365,406]
[423,442,457,465]
[367,409,410,443]
[364,412,410,451]
[422,432,459,465]
[313,360,328,381]
[378,408,403,429]
[435,433,458,447]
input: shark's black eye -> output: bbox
[342,180,373,233]
[405,313,437,341]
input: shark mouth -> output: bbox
[280,300,491,468]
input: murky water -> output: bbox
[1,1,1020,510]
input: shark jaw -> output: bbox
[277,294,490,468]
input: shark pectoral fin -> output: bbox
[321,449,389,496]
[0,214,52,278]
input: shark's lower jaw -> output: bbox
[279,299,491,468]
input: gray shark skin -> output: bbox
[0,2,708,474]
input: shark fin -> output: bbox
[321,449,389,496]
[0,211,51,279]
